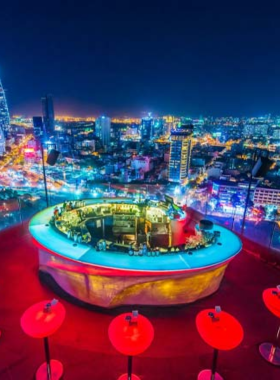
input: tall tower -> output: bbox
[95,116,111,149]
[32,116,45,140]
[0,79,10,137]
[42,94,55,135]
[169,124,193,183]
[0,126,5,156]
[140,113,154,140]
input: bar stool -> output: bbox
[20,299,65,380]
[259,286,280,365]
[108,310,154,380]
[196,306,243,380]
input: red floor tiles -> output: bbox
[0,224,280,379]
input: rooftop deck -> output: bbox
[0,223,279,380]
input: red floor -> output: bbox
[0,224,280,379]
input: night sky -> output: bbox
[1,0,280,117]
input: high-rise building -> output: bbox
[0,126,5,156]
[163,115,175,135]
[272,128,280,140]
[33,116,45,140]
[95,116,111,148]
[140,113,153,139]
[254,186,280,206]
[169,124,193,183]
[243,122,268,138]
[42,94,55,135]
[0,79,10,137]
[254,123,268,137]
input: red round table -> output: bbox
[259,287,280,365]
[21,299,65,380]
[108,311,154,380]
[196,308,243,380]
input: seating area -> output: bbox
[0,223,280,379]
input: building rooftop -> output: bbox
[212,178,259,187]
[0,223,280,379]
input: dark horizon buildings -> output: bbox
[42,94,55,136]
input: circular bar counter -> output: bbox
[29,198,242,308]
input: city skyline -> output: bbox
[2,76,280,119]
[1,2,280,379]
[1,0,280,116]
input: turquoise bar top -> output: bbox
[29,201,242,273]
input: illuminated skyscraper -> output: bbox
[140,113,154,139]
[169,124,193,183]
[42,94,55,135]
[0,126,5,156]
[163,115,175,135]
[0,79,10,137]
[95,116,111,148]
[33,116,45,140]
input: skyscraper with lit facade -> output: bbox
[33,116,45,140]
[0,126,5,156]
[95,116,111,149]
[0,79,10,137]
[169,124,193,183]
[42,94,55,135]
[140,113,153,139]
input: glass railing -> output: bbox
[0,189,77,231]
[0,186,279,264]
[203,208,279,251]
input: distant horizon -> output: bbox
[9,106,279,120]
[5,82,279,120]
[4,84,278,121]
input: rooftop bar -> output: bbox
[29,198,242,307]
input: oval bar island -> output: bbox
[29,198,242,308]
